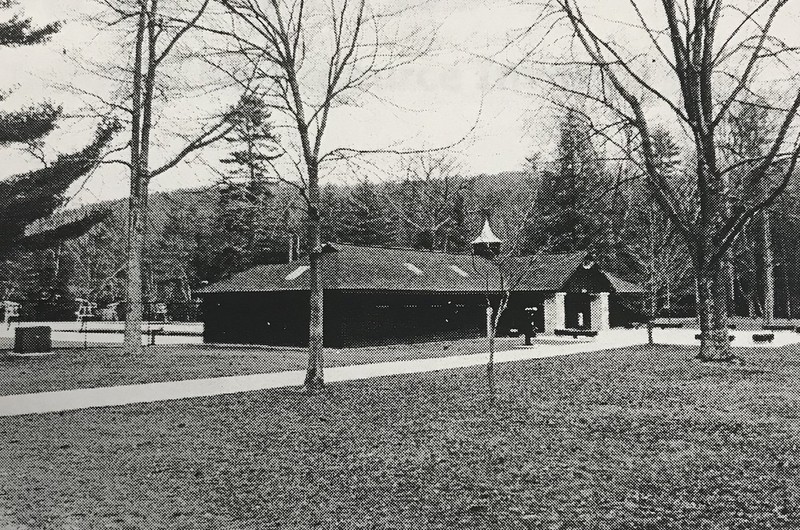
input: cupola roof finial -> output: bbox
[471,210,502,246]
[471,210,503,259]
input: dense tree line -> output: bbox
[4,101,799,323]
[5,96,799,325]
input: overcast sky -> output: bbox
[2,0,551,206]
[3,0,799,206]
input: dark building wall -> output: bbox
[565,293,592,329]
[202,292,312,346]
[330,291,486,347]
[495,293,547,336]
[202,289,639,347]
[201,290,488,347]
[609,293,646,327]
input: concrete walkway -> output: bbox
[1,322,203,347]
[649,326,800,347]
[0,331,645,417]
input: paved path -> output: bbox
[3,321,202,333]
[0,331,645,417]
[649,327,800,347]
[1,322,202,347]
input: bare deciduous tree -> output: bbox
[509,0,800,361]
[94,0,243,353]
[213,0,429,389]
[385,155,470,251]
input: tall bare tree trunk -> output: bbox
[124,6,147,355]
[750,294,759,319]
[697,265,732,361]
[721,165,735,319]
[710,266,732,359]
[699,158,734,361]
[724,256,735,316]
[304,162,324,389]
[647,204,656,344]
[115,0,219,354]
[762,209,774,326]
[124,0,158,354]
[124,179,149,353]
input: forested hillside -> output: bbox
[3,121,799,321]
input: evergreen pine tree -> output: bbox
[538,109,609,253]
[0,2,117,260]
[213,94,281,273]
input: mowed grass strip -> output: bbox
[2,344,800,529]
[0,337,518,396]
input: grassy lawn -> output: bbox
[1,344,800,529]
[0,337,519,395]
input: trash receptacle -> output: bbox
[14,326,52,354]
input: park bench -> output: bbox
[75,298,97,323]
[695,333,735,342]
[653,322,683,329]
[554,328,598,339]
[752,333,775,343]
[2,300,20,326]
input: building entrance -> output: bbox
[565,293,591,329]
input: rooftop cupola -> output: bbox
[471,211,503,259]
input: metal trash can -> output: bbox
[14,326,52,354]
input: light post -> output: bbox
[471,210,503,389]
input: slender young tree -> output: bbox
[474,203,553,405]
[618,128,693,342]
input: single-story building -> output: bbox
[196,242,643,347]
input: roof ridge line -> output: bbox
[331,242,590,258]
[330,241,472,256]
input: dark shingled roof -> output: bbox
[196,243,643,294]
